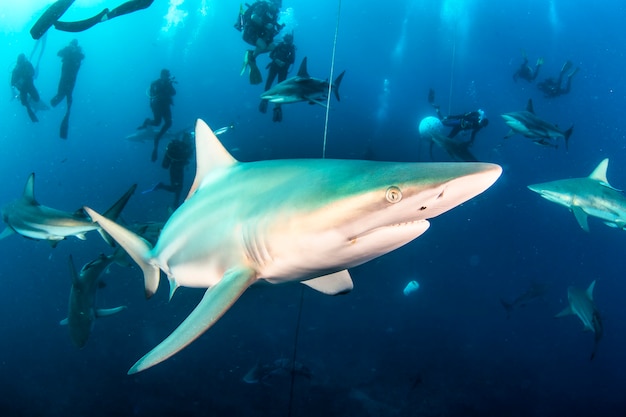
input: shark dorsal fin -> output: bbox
[296,57,309,78]
[68,255,80,286]
[588,159,620,190]
[186,119,238,200]
[22,173,39,205]
[526,99,535,114]
[586,280,596,300]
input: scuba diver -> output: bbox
[429,89,489,145]
[513,50,543,82]
[155,131,194,210]
[30,0,154,40]
[51,39,84,139]
[235,0,284,84]
[259,32,296,122]
[537,60,579,98]
[11,53,41,123]
[139,69,177,162]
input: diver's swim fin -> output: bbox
[54,8,109,33]
[30,0,75,40]
[248,55,262,85]
[561,60,573,74]
[60,107,71,139]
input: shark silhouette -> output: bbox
[260,57,345,107]
[0,174,136,247]
[85,119,502,374]
[60,254,126,348]
[555,280,603,360]
[528,158,626,231]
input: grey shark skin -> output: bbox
[0,174,136,247]
[528,158,626,231]
[85,119,502,374]
[501,99,573,149]
[60,254,126,348]
[555,280,603,360]
[260,57,345,107]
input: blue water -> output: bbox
[2,1,626,416]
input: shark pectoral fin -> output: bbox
[301,270,354,295]
[76,233,87,240]
[555,306,573,318]
[571,206,590,231]
[503,130,515,139]
[306,97,329,108]
[59,318,68,326]
[0,227,15,240]
[95,306,127,318]
[128,267,257,375]
[83,207,160,298]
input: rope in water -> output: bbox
[288,2,342,416]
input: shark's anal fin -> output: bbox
[301,270,354,295]
[571,206,590,232]
[96,306,127,318]
[83,207,159,298]
[128,267,257,375]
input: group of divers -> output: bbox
[3,0,605,374]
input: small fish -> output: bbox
[213,123,235,136]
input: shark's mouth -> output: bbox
[349,219,430,243]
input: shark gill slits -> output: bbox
[385,186,402,203]
[437,189,445,199]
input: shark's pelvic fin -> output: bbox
[83,207,159,298]
[186,119,238,201]
[95,306,127,318]
[128,266,257,374]
[301,270,354,295]
[571,206,590,232]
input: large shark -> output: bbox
[260,57,345,107]
[0,174,136,247]
[60,254,127,348]
[85,119,501,374]
[501,99,573,149]
[555,280,603,360]
[528,158,626,231]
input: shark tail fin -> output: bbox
[83,207,160,298]
[333,70,346,102]
[563,126,573,150]
[98,184,138,246]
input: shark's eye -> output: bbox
[385,186,402,203]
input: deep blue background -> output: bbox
[1,1,626,416]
